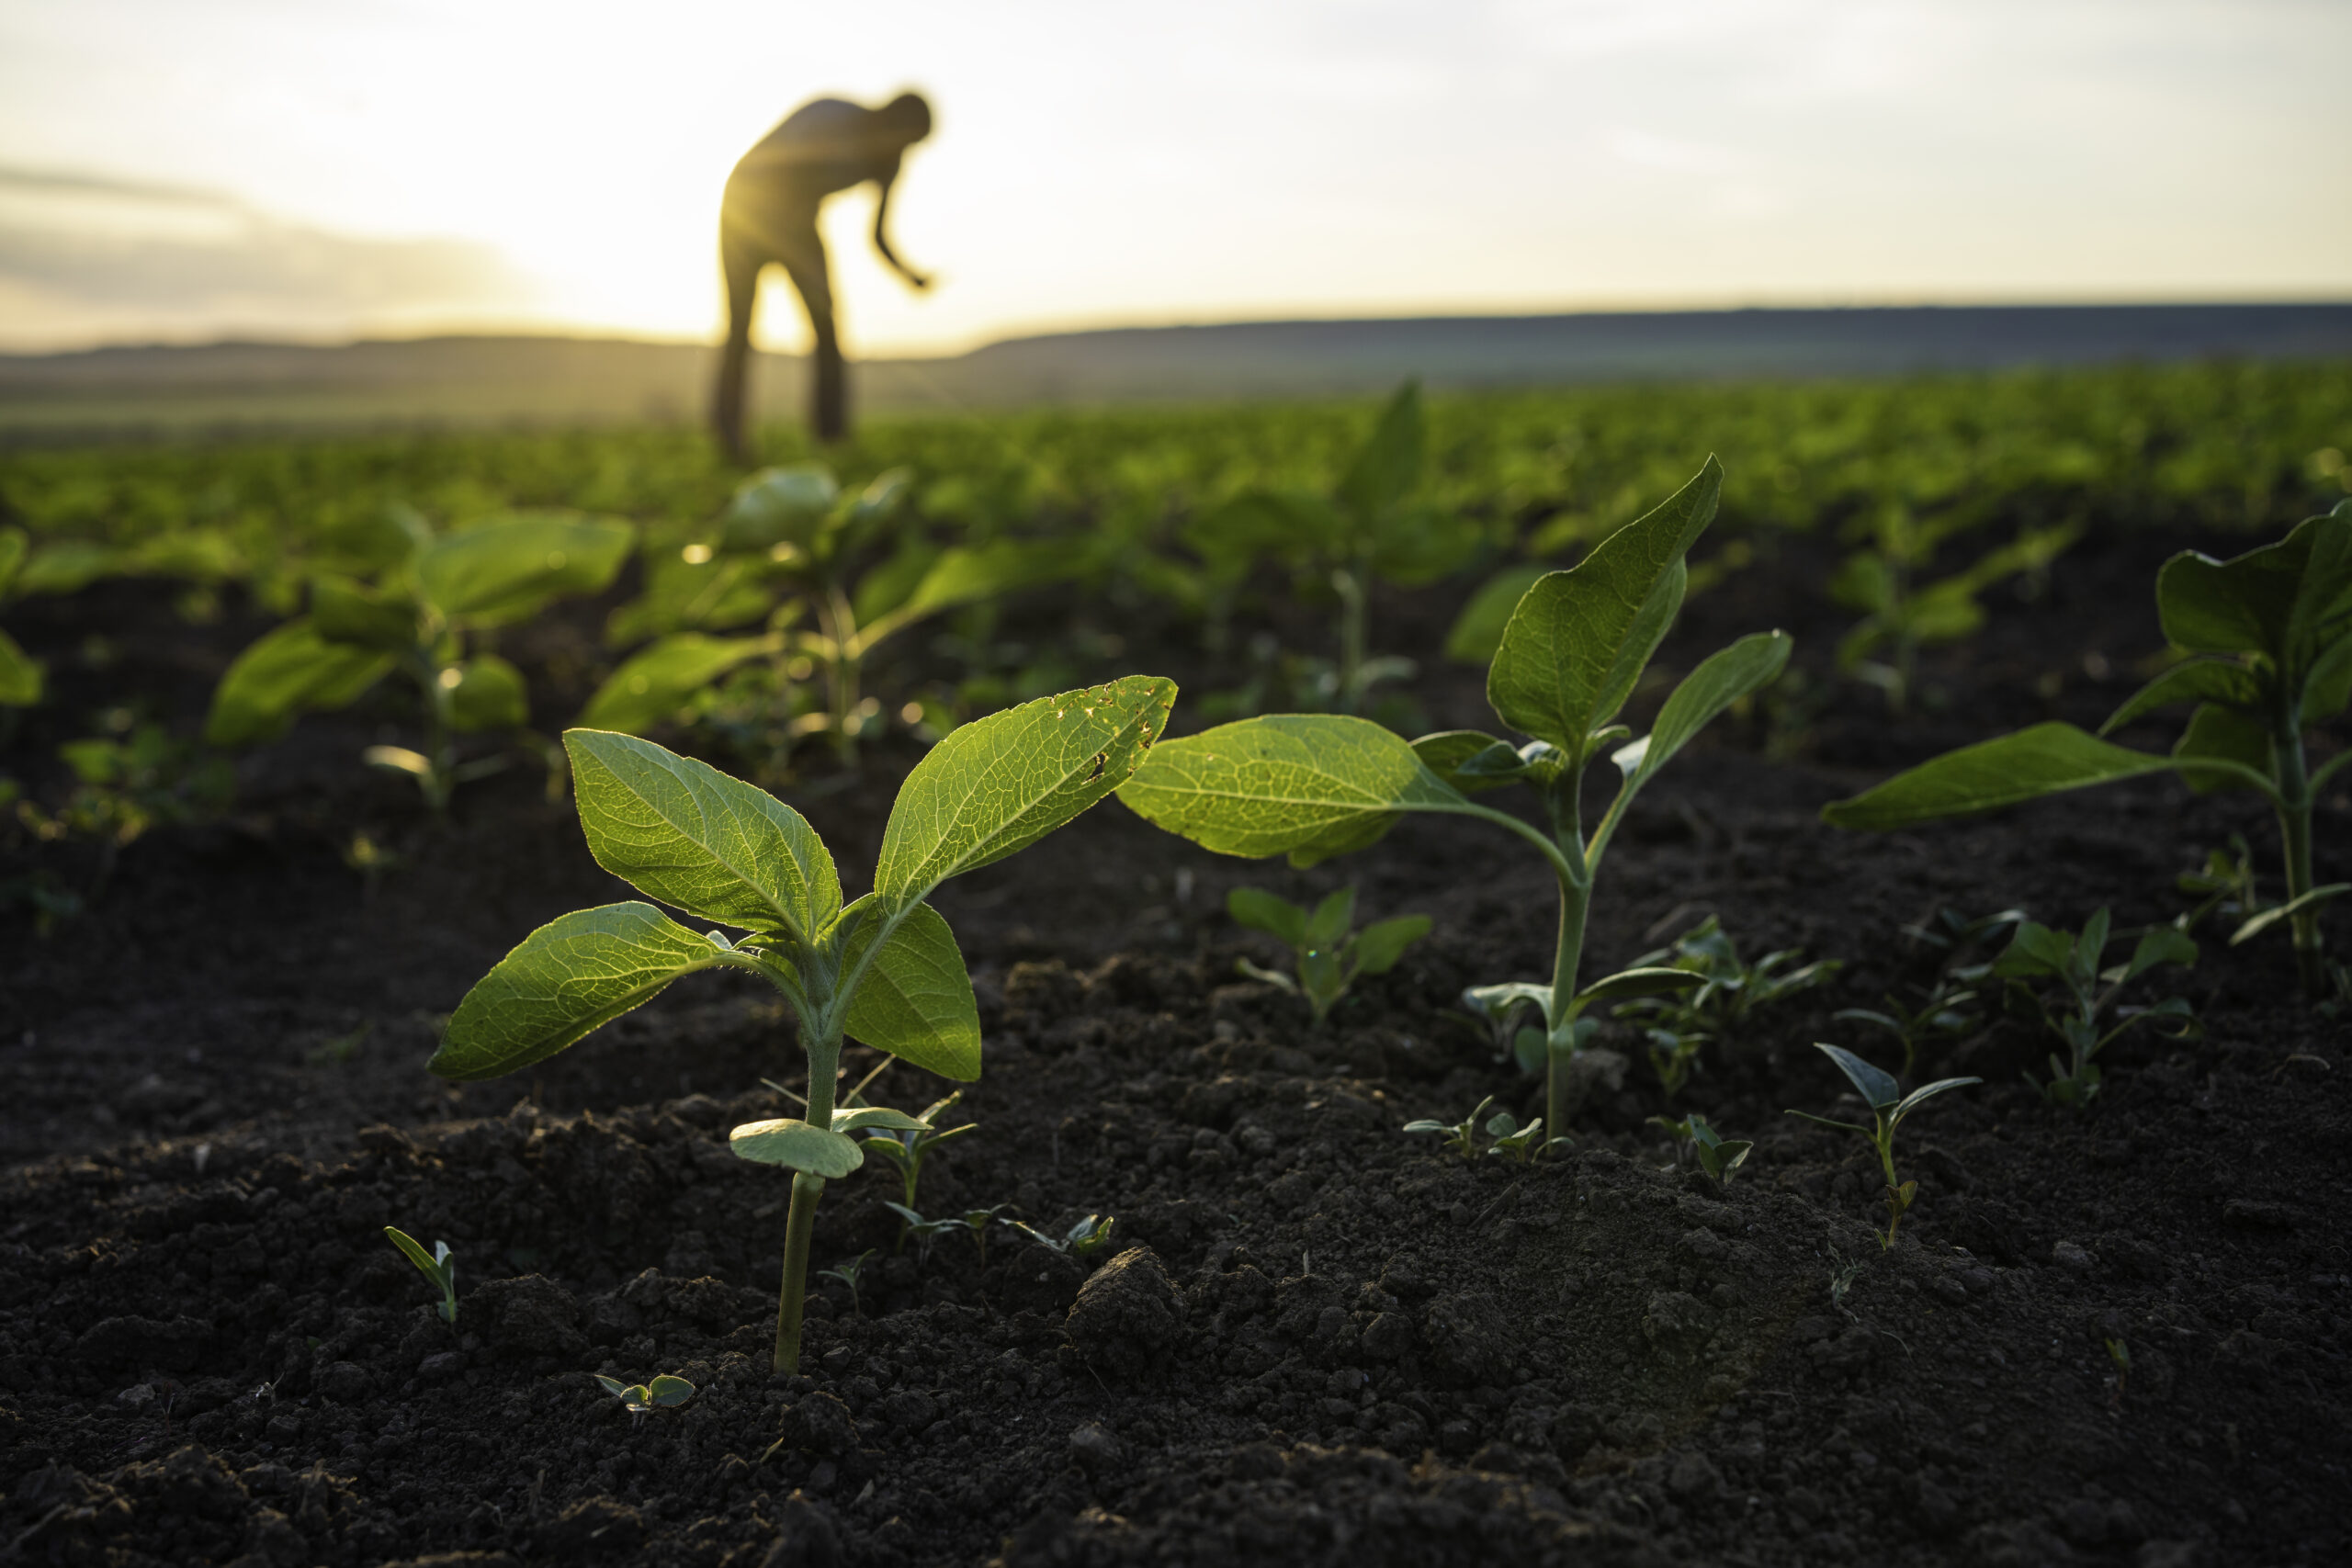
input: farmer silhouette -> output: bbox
[713,91,933,457]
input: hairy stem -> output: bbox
[773,1033,842,1373]
[2270,703,2323,998]
[1544,763,1592,1151]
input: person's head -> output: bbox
[878,91,933,147]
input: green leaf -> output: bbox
[206,618,395,747]
[594,1374,635,1400]
[1305,887,1356,948]
[644,1374,695,1407]
[2171,704,2272,795]
[0,626,40,705]
[729,1118,865,1178]
[1445,565,1553,664]
[2304,632,2352,725]
[415,512,636,626]
[1408,730,1528,795]
[15,539,117,596]
[2231,883,2352,946]
[1487,459,1719,756]
[894,539,1069,623]
[875,676,1177,910]
[2100,657,2261,733]
[2124,925,2199,981]
[580,634,771,734]
[1117,714,1469,868]
[1993,920,2076,979]
[1187,491,1341,570]
[1351,915,1430,976]
[0,527,26,598]
[1336,380,1425,524]
[310,575,420,652]
[431,903,735,1080]
[1576,966,1708,1006]
[447,654,527,733]
[565,728,840,942]
[839,897,984,1080]
[1820,723,2171,830]
[831,1106,933,1134]
[1227,886,1308,947]
[1813,1042,1900,1110]
[2155,509,2352,665]
[383,1226,445,1280]
[1890,1076,1983,1122]
[1612,631,1792,787]
[718,465,841,555]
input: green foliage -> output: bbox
[859,1090,975,1211]
[1184,381,1472,717]
[1825,502,2352,997]
[816,1250,878,1315]
[1614,915,1843,1095]
[431,677,1173,1371]
[1226,885,1430,1022]
[1403,1097,1496,1159]
[594,1372,695,1416]
[11,719,235,905]
[1831,514,2079,712]
[1006,1213,1117,1258]
[207,509,635,810]
[1123,458,1788,1148]
[588,463,1069,769]
[381,1226,457,1324]
[1787,1043,1980,1249]
[1648,1112,1753,1186]
[1991,910,2199,1107]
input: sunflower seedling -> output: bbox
[1787,1043,1979,1249]
[382,1226,457,1324]
[594,1373,695,1422]
[817,1250,876,1316]
[1648,1112,1752,1186]
[1005,1213,1117,1258]
[209,510,635,810]
[428,677,1175,1373]
[1124,458,1790,1147]
[1990,909,2199,1107]
[1484,1107,1554,1164]
[1825,501,2352,997]
[1615,914,1842,1094]
[1227,886,1430,1023]
[1404,1097,1496,1160]
[860,1089,975,1212]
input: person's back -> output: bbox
[713,92,933,455]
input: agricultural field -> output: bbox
[1,358,2349,1568]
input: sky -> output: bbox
[0,0,2346,356]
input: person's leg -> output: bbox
[713,221,762,463]
[775,220,845,443]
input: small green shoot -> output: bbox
[1483,1107,1555,1164]
[1123,459,1791,1150]
[382,1226,457,1324]
[1832,513,2079,713]
[1614,914,1842,1094]
[816,1250,876,1316]
[1648,1111,1753,1186]
[1990,909,2199,1107]
[1227,885,1430,1022]
[2175,835,2261,933]
[428,677,1174,1372]
[1787,1043,1980,1249]
[859,1089,976,1211]
[1825,502,2352,998]
[594,1373,695,1419]
[1004,1213,1117,1258]
[1404,1097,1495,1160]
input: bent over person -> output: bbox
[714,92,933,456]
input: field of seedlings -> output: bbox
[2,360,2348,1568]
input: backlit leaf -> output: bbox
[1227,887,1308,947]
[447,654,527,733]
[1813,1042,1900,1111]
[729,1118,865,1178]
[1613,631,1791,788]
[206,618,394,747]
[1820,722,2171,830]
[579,634,770,734]
[416,512,635,626]
[838,897,983,1080]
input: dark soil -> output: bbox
[4,520,2348,1568]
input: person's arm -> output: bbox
[870,164,930,290]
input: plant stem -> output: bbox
[1332,561,1367,716]
[2270,703,2323,998]
[773,1035,841,1373]
[1544,764,1592,1149]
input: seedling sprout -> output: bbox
[382,1226,457,1324]
[594,1373,695,1421]
[1227,885,1430,1023]
[1788,1043,1978,1249]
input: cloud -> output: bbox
[0,165,537,348]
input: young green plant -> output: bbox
[427,676,1174,1373]
[585,465,1067,765]
[1122,459,1792,1145]
[1824,502,2352,996]
[208,510,636,810]
[1831,513,2079,713]
[381,1226,458,1324]
[1786,1043,1979,1249]
[1647,1112,1752,1186]
[1989,909,2199,1107]
[1004,1213,1117,1258]
[1613,914,1842,1095]
[1226,886,1430,1023]
[594,1373,695,1419]
[859,1089,975,1212]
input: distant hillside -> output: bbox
[3,303,2348,441]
